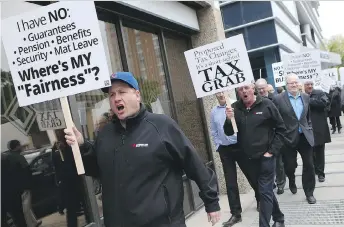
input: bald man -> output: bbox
[255,79,275,101]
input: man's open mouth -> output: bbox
[117,105,124,111]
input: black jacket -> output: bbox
[81,105,220,227]
[328,87,342,117]
[308,89,331,146]
[223,96,286,158]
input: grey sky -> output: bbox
[319,1,344,40]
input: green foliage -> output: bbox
[136,77,161,112]
[325,35,344,67]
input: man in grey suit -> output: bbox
[273,74,316,204]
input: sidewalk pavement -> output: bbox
[186,118,344,227]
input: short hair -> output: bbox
[285,73,298,83]
[255,78,268,86]
[276,87,284,94]
[7,140,21,151]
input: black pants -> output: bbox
[313,144,325,177]
[218,144,259,216]
[251,156,284,227]
[329,116,342,130]
[61,178,84,227]
[275,153,286,189]
[2,194,27,227]
[283,134,315,197]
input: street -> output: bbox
[186,118,344,227]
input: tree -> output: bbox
[325,34,344,67]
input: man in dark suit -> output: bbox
[304,81,331,182]
[273,74,316,204]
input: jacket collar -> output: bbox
[235,95,263,111]
[112,103,147,131]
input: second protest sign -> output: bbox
[184,34,254,132]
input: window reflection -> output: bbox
[1,2,89,225]
[74,20,123,218]
[122,26,172,116]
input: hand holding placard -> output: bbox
[225,96,238,133]
[60,97,84,175]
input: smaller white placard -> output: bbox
[272,62,285,87]
[322,68,338,86]
[184,34,254,98]
[36,110,66,131]
[283,51,322,83]
[339,67,344,88]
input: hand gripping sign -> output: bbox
[2,1,111,174]
[184,34,254,133]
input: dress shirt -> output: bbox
[288,92,304,133]
[210,104,237,150]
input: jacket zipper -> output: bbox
[117,131,126,227]
[163,185,172,223]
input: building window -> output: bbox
[302,35,307,47]
[73,20,124,219]
[241,1,272,24]
[1,2,94,225]
[221,2,242,29]
[122,26,172,116]
[311,28,316,43]
[225,21,277,51]
[221,1,272,29]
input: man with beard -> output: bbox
[211,92,259,227]
[64,72,221,227]
[273,74,316,204]
[224,83,286,227]
[304,81,331,182]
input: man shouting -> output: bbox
[224,83,286,227]
[65,72,221,227]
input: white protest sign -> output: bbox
[314,73,331,93]
[272,62,285,87]
[340,67,344,88]
[322,68,338,86]
[36,110,66,131]
[283,51,321,83]
[184,34,254,98]
[1,1,111,107]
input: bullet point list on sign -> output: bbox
[50,51,52,54]
[51,40,54,44]
[14,51,16,54]
[23,38,26,41]
[13,61,15,65]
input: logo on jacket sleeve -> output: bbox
[132,143,149,148]
[255,112,263,115]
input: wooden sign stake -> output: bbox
[225,96,238,133]
[60,96,85,175]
